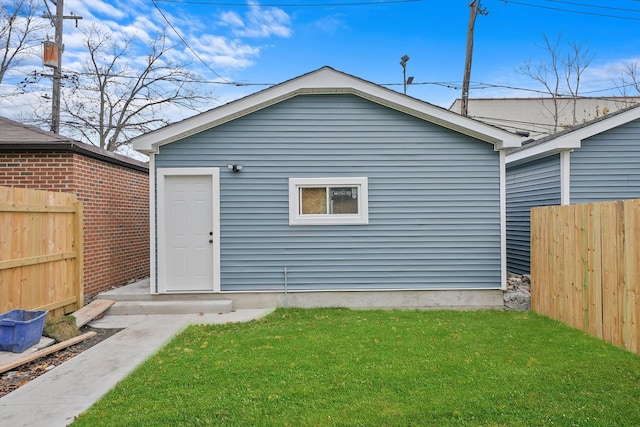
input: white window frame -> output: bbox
[288,177,369,226]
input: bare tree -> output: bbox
[564,40,593,124]
[0,0,47,83]
[614,62,640,109]
[60,25,214,152]
[619,62,640,93]
[517,34,592,132]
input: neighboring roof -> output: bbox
[132,66,523,154]
[449,96,640,139]
[0,116,148,172]
[448,96,640,111]
[505,103,640,165]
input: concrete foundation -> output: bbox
[228,289,504,310]
[100,280,504,311]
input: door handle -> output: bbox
[209,239,213,244]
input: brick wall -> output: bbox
[0,152,149,297]
[0,153,75,191]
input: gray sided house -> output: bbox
[132,67,522,309]
[506,104,640,275]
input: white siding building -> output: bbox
[450,97,640,138]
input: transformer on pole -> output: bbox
[42,0,82,134]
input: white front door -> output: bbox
[157,168,220,293]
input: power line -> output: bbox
[14,66,640,99]
[499,0,640,21]
[151,0,234,84]
[10,61,640,105]
[153,0,423,6]
[469,80,640,99]
[75,70,272,86]
[466,115,558,132]
[544,1,640,14]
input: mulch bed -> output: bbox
[0,325,121,398]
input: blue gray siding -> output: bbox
[156,94,502,291]
[506,154,561,275]
[570,119,640,203]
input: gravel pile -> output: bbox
[504,273,531,311]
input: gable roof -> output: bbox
[506,103,640,164]
[132,66,523,154]
[0,116,148,171]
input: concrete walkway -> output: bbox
[0,309,274,427]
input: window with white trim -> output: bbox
[289,177,369,225]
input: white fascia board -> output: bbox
[506,137,579,164]
[311,69,522,149]
[132,72,331,153]
[352,90,522,149]
[506,105,640,164]
[132,83,305,154]
[132,67,522,153]
[562,105,640,141]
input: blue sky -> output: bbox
[2,0,640,121]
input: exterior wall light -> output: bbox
[227,164,244,172]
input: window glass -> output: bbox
[289,177,369,226]
[300,187,327,214]
[330,187,358,214]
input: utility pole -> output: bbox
[43,0,81,134]
[51,0,63,134]
[461,0,487,117]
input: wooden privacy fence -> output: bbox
[531,199,640,354]
[0,186,83,317]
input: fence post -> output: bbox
[73,201,84,312]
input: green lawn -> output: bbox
[72,309,640,426]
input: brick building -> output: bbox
[0,116,149,297]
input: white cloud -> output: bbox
[58,0,291,76]
[313,14,348,35]
[213,55,255,69]
[0,84,51,125]
[65,0,129,21]
[191,34,260,69]
[219,3,291,38]
[244,6,291,38]
[586,59,633,82]
[0,0,292,135]
[220,11,245,29]
[119,19,159,43]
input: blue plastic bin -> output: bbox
[0,309,48,353]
